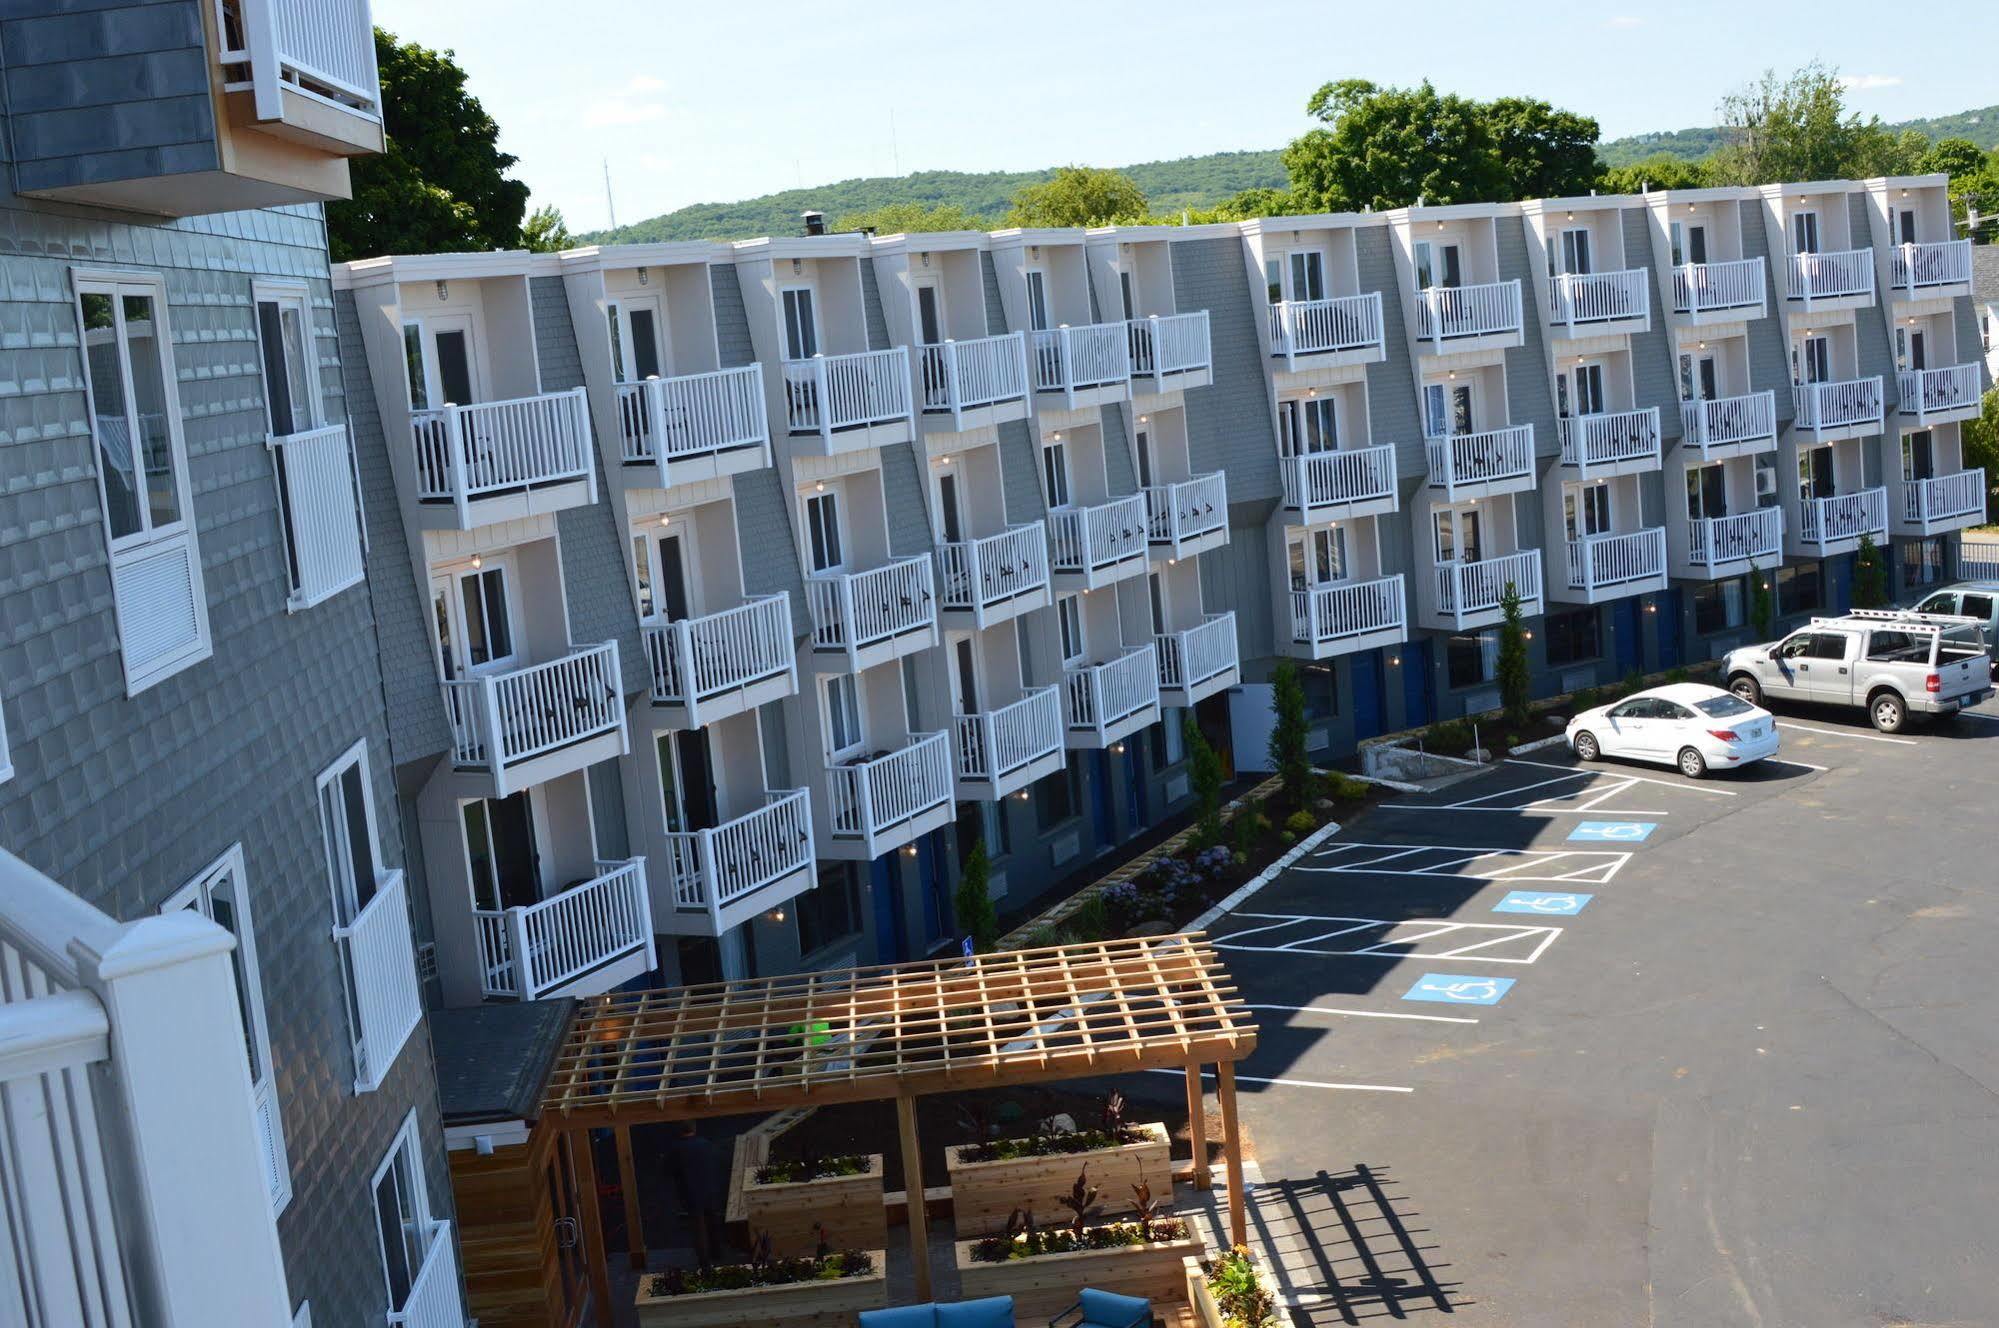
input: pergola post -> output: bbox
[1216,1061,1247,1247]
[571,1128,615,1328]
[616,1126,647,1269]
[896,1094,933,1300]
[1184,1061,1210,1190]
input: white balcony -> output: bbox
[1143,472,1229,560]
[643,595,797,729]
[1898,364,1984,426]
[824,731,955,859]
[781,348,913,454]
[1281,446,1399,523]
[335,869,423,1093]
[1794,376,1883,440]
[614,364,770,489]
[1127,312,1212,391]
[1549,269,1650,334]
[442,642,628,798]
[1157,612,1240,709]
[1063,645,1161,749]
[1290,575,1408,660]
[918,333,1031,434]
[1559,408,1661,478]
[1267,293,1385,371]
[1671,258,1768,321]
[221,0,383,145]
[953,686,1065,801]
[1686,507,1784,575]
[411,388,595,530]
[1897,468,1987,536]
[1435,550,1543,630]
[1562,528,1667,602]
[1046,495,1150,591]
[1795,487,1888,555]
[1679,391,1779,460]
[1030,324,1132,408]
[472,858,654,1001]
[1783,249,1875,307]
[1415,280,1523,349]
[267,421,364,610]
[1890,240,1972,296]
[387,1219,465,1328]
[659,790,816,933]
[1426,424,1536,500]
[806,555,938,673]
[937,524,1051,630]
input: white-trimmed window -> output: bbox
[257,282,365,610]
[318,740,419,1093]
[164,845,290,1212]
[371,1112,446,1318]
[1056,595,1086,665]
[1277,396,1339,455]
[823,674,864,760]
[1041,438,1071,507]
[75,270,211,693]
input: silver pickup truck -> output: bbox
[1723,610,1992,733]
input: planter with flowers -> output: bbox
[633,1239,885,1328]
[740,1151,884,1256]
[954,1170,1201,1319]
[945,1092,1170,1236]
[1187,1245,1279,1328]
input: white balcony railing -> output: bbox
[387,1220,463,1328]
[807,555,936,654]
[1794,376,1884,434]
[826,732,953,842]
[1904,469,1986,526]
[1063,646,1161,739]
[267,422,364,610]
[1143,472,1228,549]
[412,388,593,520]
[644,595,794,711]
[223,0,382,121]
[1689,507,1784,567]
[661,790,815,922]
[1426,424,1535,495]
[937,525,1049,617]
[1268,293,1384,364]
[334,869,422,1093]
[1898,364,1983,422]
[1550,269,1650,330]
[473,859,652,1001]
[1030,324,1132,399]
[1416,280,1523,344]
[1799,488,1889,545]
[782,348,913,439]
[1671,258,1766,315]
[918,333,1029,427]
[1157,613,1239,693]
[615,365,767,469]
[1282,446,1397,514]
[1566,528,1667,592]
[1558,408,1661,472]
[1784,249,1874,303]
[1046,496,1148,576]
[442,642,625,783]
[1436,550,1543,620]
[1127,312,1211,380]
[954,686,1064,785]
[1891,240,1972,292]
[1679,392,1778,455]
[1292,575,1407,647]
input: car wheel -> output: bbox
[1870,691,1908,734]
[1677,747,1708,779]
[1728,673,1762,706]
[1573,731,1600,762]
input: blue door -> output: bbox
[1830,554,1854,612]
[1612,600,1640,675]
[870,856,907,964]
[1655,589,1682,668]
[917,830,948,948]
[1352,650,1386,740]
[1124,742,1149,837]
[1401,640,1434,728]
[1089,752,1115,851]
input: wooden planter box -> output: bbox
[945,1122,1171,1236]
[956,1228,1201,1321]
[1185,1253,1276,1328]
[741,1154,886,1256]
[632,1251,888,1328]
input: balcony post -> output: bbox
[505,906,534,999]
[646,376,671,482]
[480,674,507,791]
[238,0,285,122]
[696,827,723,933]
[1013,331,1032,407]
[836,575,858,654]
[670,618,696,723]
[942,339,964,432]
[1148,314,1162,377]
[444,405,470,528]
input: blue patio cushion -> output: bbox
[860,1306,943,1328]
[937,1295,1017,1328]
[1076,1288,1151,1328]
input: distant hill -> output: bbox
[1595,103,1999,166]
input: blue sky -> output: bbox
[371,0,1999,232]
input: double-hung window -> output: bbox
[371,1113,451,1321]
[257,283,365,610]
[76,272,211,692]
[318,741,420,1093]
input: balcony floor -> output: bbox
[820,798,955,861]
[1290,618,1408,662]
[415,475,595,532]
[1161,661,1240,711]
[918,395,1031,441]
[1065,700,1160,752]
[617,443,770,493]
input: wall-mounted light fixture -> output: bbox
[470,554,482,569]
[637,266,649,286]
[435,280,449,301]
[791,258,802,275]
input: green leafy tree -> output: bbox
[1961,388,1999,522]
[1852,533,1889,609]
[1708,62,1925,186]
[1267,661,1311,811]
[521,204,573,253]
[954,840,999,954]
[1916,137,1989,180]
[1185,713,1224,848]
[1284,80,1508,212]
[1749,562,1774,637]
[1597,155,1713,194]
[1484,97,1603,201]
[330,30,529,261]
[834,201,985,234]
[1496,583,1532,728]
[1004,167,1148,228]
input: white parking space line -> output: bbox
[1506,756,1739,795]
[1214,914,1564,964]
[1299,840,1633,885]
[1148,1067,1415,1094]
[1241,1002,1481,1025]
[1763,757,1829,771]
[1776,721,1919,746]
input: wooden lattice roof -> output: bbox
[541,934,1256,1126]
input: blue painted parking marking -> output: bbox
[1404,973,1516,1005]
[1492,890,1593,916]
[1568,820,1656,843]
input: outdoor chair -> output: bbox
[862,1294,1017,1328]
[1049,1287,1153,1328]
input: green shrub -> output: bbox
[1231,807,1262,859]
[1186,713,1224,847]
[1571,686,1600,710]
[1067,894,1109,941]
[1423,719,1474,755]
[1621,670,1643,698]
[955,839,999,954]
[1278,830,1296,846]
[1665,666,1690,685]
[1321,771,1370,802]
[1283,810,1316,837]
[1497,583,1532,727]
[1268,660,1312,810]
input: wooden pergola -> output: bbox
[543,933,1258,1312]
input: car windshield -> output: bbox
[1695,694,1754,718]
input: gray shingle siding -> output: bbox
[1623,208,1681,435]
[1952,297,1990,395]
[1356,228,1427,476]
[1202,532,1273,664]
[880,440,933,558]
[981,252,1008,335]
[711,263,755,368]
[1498,222,1561,461]
[998,418,1045,525]
[859,257,890,351]
[1172,236,1280,507]
[1738,202,1796,426]
[734,466,806,634]
[1101,401,1136,493]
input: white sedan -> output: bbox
[1566,682,1780,779]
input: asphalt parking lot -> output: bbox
[1182,697,1999,1326]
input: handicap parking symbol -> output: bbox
[1567,820,1656,843]
[1403,973,1516,1005]
[1492,890,1593,916]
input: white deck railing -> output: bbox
[826,732,953,841]
[267,422,364,609]
[1551,269,1650,330]
[334,869,422,1093]
[1905,469,1986,525]
[473,859,652,1001]
[1680,391,1778,455]
[1292,575,1407,646]
[615,364,767,468]
[1898,364,1982,422]
[919,333,1029,426]
[1127,312,1211,379]
[807,555,936,653]
[1046,495,1148,575]
[1282,445,1398,513]
[442,642,624,779]
[1031,324,1132,398]
[1268,292,1384,363]
[1416,280,1522,344]
[1795,376,1883,433]
[1436,550,1543,619]
[1891,239,1972,292]
[954,686,1063,785]
[1784,248,1874,303]
[411,388,592,518]
[1143,472,1228,548]
[1689,507,1784,566]
[782,348,912,439]
[387,1220,462,1328]
[1559,408,1660,471]
[224,0,382,121]
[1063,646,1160,738]
[937,525,1049,616]
[1671,258,1767,315]
[661,790,815,921]
[1799,488,1888,544]
[1426,424,1535,495]
[644,595,794,710]
[1566,528,1667,591]
[1157,613,1239,692]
